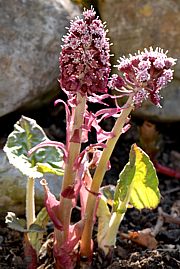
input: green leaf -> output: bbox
[29,223,45,232]
[29,207,49,254]
[3,116,64,178]
[36,162,64,176]
[5,212,27,232]
[100,184,116,206]
[113,144,160,213]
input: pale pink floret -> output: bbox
[108,74,125,90]
[133,89,149,106]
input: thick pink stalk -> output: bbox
[54,93,86,259]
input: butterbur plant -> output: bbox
[30,7,112,268]
[4,7,176,269]
[80,46,176,258]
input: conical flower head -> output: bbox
[59,8,111,96]
[117,47,176,107]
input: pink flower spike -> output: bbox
[59,7,110,96]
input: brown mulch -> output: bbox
[0,175,180,269]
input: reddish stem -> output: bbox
[153,161,180,179]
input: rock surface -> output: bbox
[0,150,63,215]
[98,0,180,121]
[0,0,80,118]
[133,80,180,122]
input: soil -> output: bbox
[0,95,180,268]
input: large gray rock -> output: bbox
[0,0,80,117]
[0,150,63,215]
[98,0,180,121]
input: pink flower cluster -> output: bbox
[111,47,176,107]
[59,8,111,96]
